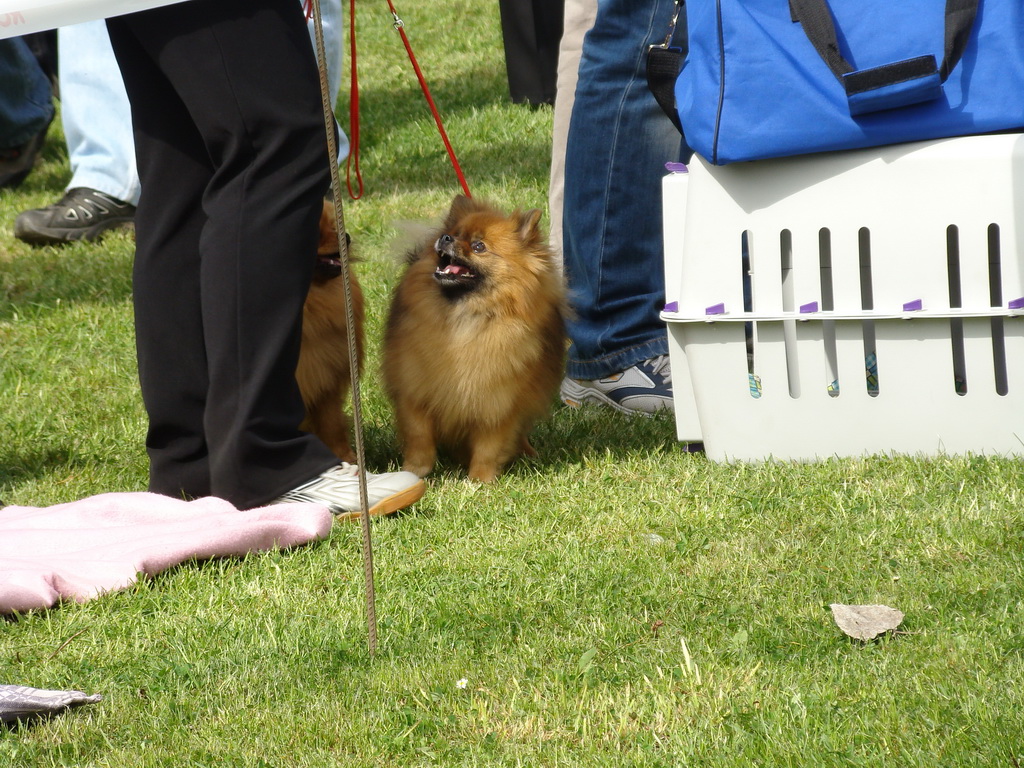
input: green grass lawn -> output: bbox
[3,2,1024,765]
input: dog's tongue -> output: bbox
[441,264,469,276]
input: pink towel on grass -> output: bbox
[0,492,333,614]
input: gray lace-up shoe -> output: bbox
[15,187,136,245]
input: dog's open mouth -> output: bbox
[314,251,343,281]
[434,251,478,288]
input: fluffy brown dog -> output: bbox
[296,201,364,463]
[382,195,567,482]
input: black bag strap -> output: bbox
[646,0,686,135]
[789,0,979,115]
[939,0,980,79]
[647,48,685,135]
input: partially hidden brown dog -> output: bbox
[296,201,364,463]
[382,195,567,482]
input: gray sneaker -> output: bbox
[274,463,425,521]
[15,187,135,245]
[560,354,674,415]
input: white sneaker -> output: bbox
[560,354,674,415]
[275,463,425,521]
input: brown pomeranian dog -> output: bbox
[382,195,567,482]
[296,201,364,463]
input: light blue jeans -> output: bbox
[561,0,686,380]
[0,37,54,148]
[58,1,346,207]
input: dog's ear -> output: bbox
[444,194,477,228]
[318,200,339,254]
[514,208,543,247]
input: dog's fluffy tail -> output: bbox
[390,219,439,265]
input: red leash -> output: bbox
[382,0,472,198]
[346,0,363,198]
[303,0,471,199]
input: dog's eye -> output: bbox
[471,240,486,254]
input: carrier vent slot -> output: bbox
[743,231,761,399]
[946,225,967,396]
[819,228,839,397]
[859,228,878,396]
[742,231,755,381]
[780,229,800,398]
[988,224,1008,395]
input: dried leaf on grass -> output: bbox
[830,603,904,641]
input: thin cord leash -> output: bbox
[383,0,472,198]
[346,0,364,199]
[308,0,378,657]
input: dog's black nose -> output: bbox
[439,234,453,246]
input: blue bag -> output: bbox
[674,0,1024,165]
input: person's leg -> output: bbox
[0,38,52,147]
[0,37,54,188]
[105,14,214,501]
[60,21,140,206]
[305,0,349,161]
[23,31,58,94]
[559,0,683,412]
[547,0,597,272]
[108,0,338,508]
[498,0,563,105]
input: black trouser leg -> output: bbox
[498,0,564,105]
[107,0,338,508]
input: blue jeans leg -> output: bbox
[59,1,346,207]
[59,21,141,205]
[561,0,685,380]
[0,37,53,148]
[300,0,349,161]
